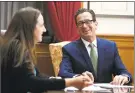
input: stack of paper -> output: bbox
[64,86,78,92]
[64,83,134,92]
[93,83,134,88]
[82,85,111,92]
[64,85,111,92]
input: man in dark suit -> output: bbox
[58,8,132,85]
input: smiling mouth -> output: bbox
[83,30,91,33]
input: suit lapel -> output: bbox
[97,38,105,79]
[77,39,96,77]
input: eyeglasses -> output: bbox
[77,19,93,27]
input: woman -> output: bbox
[1,7,92,93]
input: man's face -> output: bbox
[76,12,97,41]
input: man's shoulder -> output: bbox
[63,40,79,49]
[98,37,115,44]
[97,37,117,48]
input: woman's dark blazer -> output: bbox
[1,40,65,93]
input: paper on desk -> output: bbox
[64,86,79,92]
[82,85,111,92]
[94,83,134,88]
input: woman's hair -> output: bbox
[0,36,3,65]
[2,7,41,68]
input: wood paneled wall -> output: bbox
[36,34,134,78]
[36,43,55,76]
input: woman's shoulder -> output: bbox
[2,39,22,56]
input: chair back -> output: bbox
[49,41,70,76]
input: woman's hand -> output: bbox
[65,75,93,90]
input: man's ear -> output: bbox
[94,21,98,31]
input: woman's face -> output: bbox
[34,14,46,43]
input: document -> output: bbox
[64,85,111,92]
[64,83,134,92]
[93,83,134,88]
[82,85,111,92]
[64,86,79,92]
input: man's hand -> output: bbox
[82,71,94,84]
[65,75,93,90]
[111,75,129,85]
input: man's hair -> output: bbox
[74,8,96,25]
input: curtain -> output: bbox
[47,1,81,41]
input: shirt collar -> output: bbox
[81,38,97,48]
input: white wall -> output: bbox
[96,17,134,35]
[83,2,134,35]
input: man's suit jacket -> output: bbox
[59,38,132,84]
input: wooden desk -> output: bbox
[45,88,134,93]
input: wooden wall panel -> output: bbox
[36,43,55,76]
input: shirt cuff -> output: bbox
[121,74,130,83]
[73,74,81,78]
